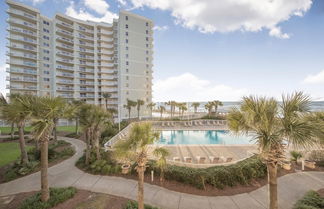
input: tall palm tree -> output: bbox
[124,99,137,120]
[28,96,66,202]
[115,123,160,209]
[158,106,166,119]
[136,99,145,119]
[153,147,169,183]
[180,103,187,117]
[71,99,85,135]
[212,100,223,114]
[147,102,156,118]
[102,92,111,110]
[227,92,324,209]
[2,94,32,164]
[191,102,200,113]
[204,102,213,117]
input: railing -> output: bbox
[104,123,134,149]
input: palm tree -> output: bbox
[2,94,32,164]
[227,92,324,209]
[204,102,213,117]
[191,102,200,113]
[212,100,223,114]
[153,147,169,183]
[136,99,145,119]
[102,92,111,110]
[115,123,160,209]
[147,102,156,118]
[166,101,176,118]
[28,96,66,202]
[180,103,187,117]
[71,99,85,135]
[158,106,166,119]
[124,99,137,120]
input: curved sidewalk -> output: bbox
[0,137,323,209]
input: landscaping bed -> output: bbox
[293,189,324,209]
[0,189,158,209]
[0,140,75,183]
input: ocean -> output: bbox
[156,101,324,113]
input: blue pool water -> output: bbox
[156,130,253,145]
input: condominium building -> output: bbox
[6,0,153,120]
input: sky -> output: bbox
[0,0,324,102]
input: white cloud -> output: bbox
[130,0,312,38]
[65,1,118,23]
[153,25,169,31]
[303,70,324,84]
[0,64,9,98]
[117,0,127,6]
[153,73,248,102]
[29,0,45,5]
[84,0,109,15]
[269,26,290,39]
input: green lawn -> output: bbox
[0,142,32,167]
[0,126,76,135]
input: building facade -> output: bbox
[6,0,153,120]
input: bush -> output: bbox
[28,147,55,161]
[308,150,324,167]
[19,187,76,209]
[123,201,160,209]
[290,151,302,162]
[144,155,267,190]
[293,190,324,209]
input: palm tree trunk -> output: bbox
[95,129,101,160]
[85,128,91,165]
[53,119,58,142]
[10,123,14,139]
[138,107,140,119]
[75,118,79,135]
[18,123,29,165]
[137,165,145,209]
[128,109,131,120]
[105,99,108,110]
[40,139,49,202]
[267,163,278,209]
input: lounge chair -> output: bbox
[196,156,206,164]
[226,157,233,163]
[209,156,220,163]
[184,157,192,163]
[173,157,180,162]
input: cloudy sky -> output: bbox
[1,0,324,101]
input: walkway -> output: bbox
[0,137,323,209]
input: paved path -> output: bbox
[0,137,323,209]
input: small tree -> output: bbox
[124,99,137,120]
[158,106,165,119]
[136,99,145,119]
[115,123,159,209]
[102,92,111,110]
[211,100,223,114]
[153,147,169,183]
[147,102,156,118]
[191,102,200,113]
[204,102,213,117]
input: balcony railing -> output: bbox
[9,43,36,51]
[57,65,74,71]
[9,85,37,90]
[7,67,37,75]
[7,76,37,82]
[9,27,35,36]
[9,52,37,59]
[8,18,37,29]
[7,9,37,20]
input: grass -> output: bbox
[0,142,32,167]
[0,126,76,135]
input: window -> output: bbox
[146,64,149,68]
[146,50,148,55]
[43,64,50,67]
[126,61,129,65]
[126,46,129,50]
[43,49,49,54]
[43,20,49,25]
[43,35,49,40]
[126,83,129,87]
[126,69,129,73]
[126,54,129,58]
[43,78,50,82]
[43,70,50,74]
[125,16,128,21]
[125,24,128,29]
[43,42,49,47]
[43,56,49,61]
[146,22,148,26]
[126,39,128,44]
[125,32,128,36]
[146,37,149,41]
[146,44,149,48]
[146,57,149,62]
[126,76,129,80]
[43,28,49,33]
[146,30,148,34]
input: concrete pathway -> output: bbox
[0,137,323,209]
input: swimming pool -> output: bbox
[156,130,253,145]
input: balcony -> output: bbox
[98,62,114,68]
[57,86,74,91]
[8,27,36,37]
[8,43,36,52]
[79,62,94,67]
[8,35,37,45]
[79,54,94,60]
[8,85,37,90]
[78,48,94,54]
[98,69,117,74]
[56,21,73,29]
[7,76,37,83]
[98,75,117,80]
[57,50,73,58]
[80,87,94,92]
[80,94,95,98]
[57,58,74,64]
[97,43,113,49]
[78,34,93,41]
[8,18,37,30]
[58,94,74,98]
[7,59,37,68]
[56,36,73,44]
[7,9,37,21]
[79,81,94,85]
[98,29,113,35]
[56,65,74,71]
[79,68,94,73]
[98,37,113,43]
[98,50,113,55]
[57,79,73,84]
[8,52,37,60]
[78,26,94,34]
[57,43,73,50]
[57,72,74,78]
[56,29,73,37]
[7,67,37,75]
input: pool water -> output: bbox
[156,130,253,145]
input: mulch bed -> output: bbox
[0,190,130,209]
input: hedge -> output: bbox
[124,201,160,209]
[145,155,267,189]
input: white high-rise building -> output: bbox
[6,0,153,119]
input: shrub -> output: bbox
[145,155,267,190]
[123,201,160,209]
[19,187,76,209]
[290,151,303,162]
[308,150,324,167]
[293,190,324,209]
[28,147,55,161]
